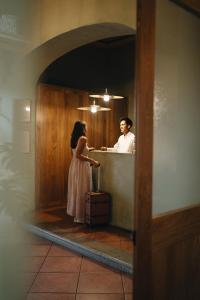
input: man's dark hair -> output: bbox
[120,117,133,128]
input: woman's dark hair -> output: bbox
[70,121,86,148]
[120,117,133,128]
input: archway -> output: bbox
[29,22,135,274]
[26,23,135,84]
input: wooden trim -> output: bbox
[35,85,40,209]
[152,204,200,249]
[134,0,155,299]
[171,0,200,17]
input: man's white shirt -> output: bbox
[107,131,135,153]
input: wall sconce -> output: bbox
[17,100,31,122]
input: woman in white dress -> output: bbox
[67,121,100,223]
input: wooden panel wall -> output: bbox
[36,83,128,208]
[152,205,200,300]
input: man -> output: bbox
[102,117,135,153]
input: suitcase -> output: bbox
[85,167,111,226]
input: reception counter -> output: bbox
[90,150,134,231]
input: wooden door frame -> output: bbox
[134,0,200,299]
[134,1,155,299]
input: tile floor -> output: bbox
[29,207,133,265]
[25,234,133,300]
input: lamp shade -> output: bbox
[89,88,124,102]
[77,100,111,113]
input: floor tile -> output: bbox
[26,293,75,300]
[48,244,80,257]
[31,273,79,293]
[61,231,96,242]
[30,208,133,267]
[101,240,121,249]
[94,231,120,242]
[77,273,123,293]
[122,274,133,293]
[34,211,63,223]
[76,294,124,300]
[22,273,37,292]
[40,256,82,272]
[120,240,134,252]
[24,257,45,272]
[27,245,51,257]
[26,234,52,245]
[80,257,119,273]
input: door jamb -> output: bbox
[134,1,156,299]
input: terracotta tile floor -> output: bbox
[29,207,134,265]
[25,234,133,300]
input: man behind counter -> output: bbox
[101,117,135,153]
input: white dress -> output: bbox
[67,140,92,223]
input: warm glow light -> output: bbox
[90,105,98,113]
[103,94,110,102]
[25,106,30,112]
[89,88,124,101]
[77,100,111,112]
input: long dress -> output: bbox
[67,140,92,223]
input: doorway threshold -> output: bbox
[24,223,133,275]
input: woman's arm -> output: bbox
[88,147,95,151]
[76,137,100,166]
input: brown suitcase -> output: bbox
[85,167,111,225]
[85,191,111,225]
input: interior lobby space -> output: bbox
[28,206,133,271]
[33,34,135,275]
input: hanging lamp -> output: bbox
[77,100,111,113]
[89,88,124,102]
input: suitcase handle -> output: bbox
[97,166,100,192]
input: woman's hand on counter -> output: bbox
[89,147,95,151]
[100,146,107,151]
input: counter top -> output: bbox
[91,150,134,155]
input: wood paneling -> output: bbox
[152,205,200,300]
[36,83,128,209]
[152,205,200,249]
[36,85,68,208]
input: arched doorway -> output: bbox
[30,23,135,273]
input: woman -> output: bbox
[67,120,100,223]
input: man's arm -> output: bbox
[101,136,120,152]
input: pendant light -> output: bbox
[89,88,124,102]
[77,100,111,113]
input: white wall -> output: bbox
[153,0,200,214]
[0,1,137,297]
[0,1,37,298]
[34,0,136,48]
